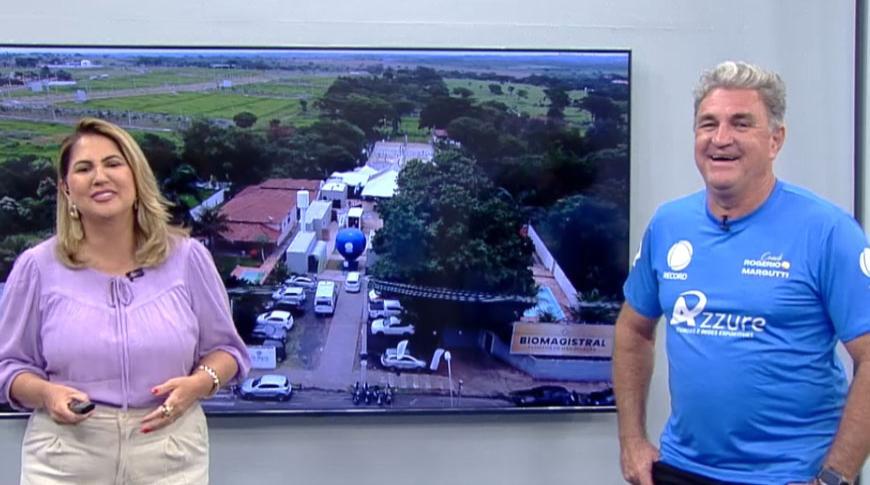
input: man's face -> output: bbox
[694,88,785,199]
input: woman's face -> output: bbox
[63,133,137,224]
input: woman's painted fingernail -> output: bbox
[142,428,151,434]
[151,388,158,395]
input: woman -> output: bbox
[0,118,251,484]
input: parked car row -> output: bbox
[370,316,415,336]
[238,374,292,401]
[271,286,306,308]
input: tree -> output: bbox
[233,111,258,128]
[372,150,536,329]
[544,86,570,120]
[137,133,180,182]
[580,94,620,122]
[181,119,231,177]
[418,96,473,129]
[445,117,500,159]
[452,87,474,99]
[0,156,54,200]
[299,99,308,113]
[488,83,503,95]
[191,205,229,249]
[0,233,42,281]
[533,194,628,299]
[181,120,271,186]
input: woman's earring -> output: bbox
[133,199,139,212]
[69,202,80,219]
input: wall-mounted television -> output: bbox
[0,46,629,416]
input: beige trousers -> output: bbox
[20,403,209,485]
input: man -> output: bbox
[614,61,870,485]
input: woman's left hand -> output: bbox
[140,375,211,434]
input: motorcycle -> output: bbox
[351,381,363,405]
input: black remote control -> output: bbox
[68,399,95,414]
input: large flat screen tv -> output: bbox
[0,46,629,415]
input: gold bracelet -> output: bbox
[197,364,221,398]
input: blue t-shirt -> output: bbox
[624,180,870,484]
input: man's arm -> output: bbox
[613,302,660,485]
[821,333,870,482]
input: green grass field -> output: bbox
[64,90,326,128]
[0,119,71,160]
[445,78,592,128]
[0,67,266,97]
[227,75,334,98]
[0,119,182,162]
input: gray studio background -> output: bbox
[0,1,866,483]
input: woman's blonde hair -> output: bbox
[56,117,188,268]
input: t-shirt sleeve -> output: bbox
[623,220,663,319]
[0,251,48,410]
[185,239,251,384]
[818,216,870,343]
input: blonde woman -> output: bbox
[0,118,251,484]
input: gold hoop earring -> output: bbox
[69,203,80,219]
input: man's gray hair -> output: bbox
[693,61,786,129]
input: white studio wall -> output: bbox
[0,1,860,484]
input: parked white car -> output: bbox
[370,316,415,336]
[344,271,361,293]
[271,286,306,307]
[256,310,294,331]
[368,299,403,320]
[238,374,292,401]
[380,348,427,371]
[283,275,318,289]
[250,323,287,344]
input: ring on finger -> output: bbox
[159,403,174,418]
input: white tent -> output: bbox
[360,169,399,199]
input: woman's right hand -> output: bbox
[39,382,93,424]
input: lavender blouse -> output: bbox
[0,236,251,411]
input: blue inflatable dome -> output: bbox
[335,228,367,262]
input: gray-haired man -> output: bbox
[614,61,870,485]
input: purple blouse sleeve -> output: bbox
[185,239,251,384]
[0,251,48,410]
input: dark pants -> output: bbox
[652,461,748,485]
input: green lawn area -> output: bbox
[63,91,323,128]
[445,78,592,129]
[0,118,184,162]
[378,117,430,142]
[228,75,334,98]
[0,119,71,160]
[2,67,266,97]
[446,78,550,115]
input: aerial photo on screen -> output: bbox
[0,47,629,414]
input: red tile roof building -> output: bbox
[219,178,322,247]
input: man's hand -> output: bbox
[620,435,660,485]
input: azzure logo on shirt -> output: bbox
[860,248,870,278]
[663,240,692,280]
[670,289,766,339]
[741,251,791,279]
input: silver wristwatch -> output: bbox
[816,467,850,485]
